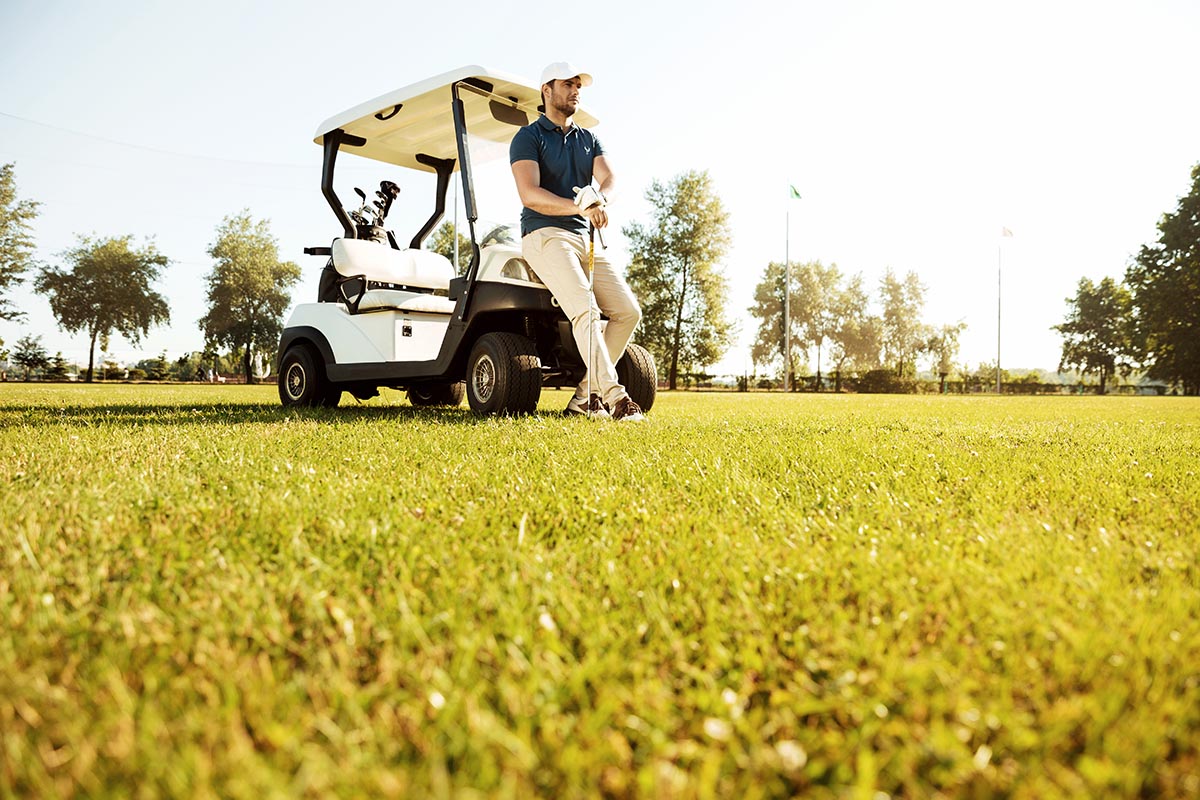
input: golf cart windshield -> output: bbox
[480,222,520,247]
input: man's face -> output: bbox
[546,77,583,117]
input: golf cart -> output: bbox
[277,65,657,414]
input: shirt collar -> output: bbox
[536,114,578,136]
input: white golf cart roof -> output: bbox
[314,65,598,173]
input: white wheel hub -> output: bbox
[285,362,306,400]
[472,354,496,403]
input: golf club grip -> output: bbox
[588,223,595,276]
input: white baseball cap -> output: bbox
[540,62,593,87]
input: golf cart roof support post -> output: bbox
[451,81,483,319]
[321,129,366,240]
[451,85,478,229]
[409,154,456,249]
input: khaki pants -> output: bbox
[522,227,642,407]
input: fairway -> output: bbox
[2,386,1198,798]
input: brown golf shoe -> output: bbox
[565,393,610,419]
[611,396,646,422]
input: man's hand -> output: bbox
[585,204,609,229]
[573,185,606,211]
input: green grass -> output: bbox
[2,385,1198,798]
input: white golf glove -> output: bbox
[572,185,606,211]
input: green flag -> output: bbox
[789,185,802,200]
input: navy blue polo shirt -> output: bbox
[509,114,605,236]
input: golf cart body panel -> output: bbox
[284,304,451,365]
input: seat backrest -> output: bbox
[331,238,454,291]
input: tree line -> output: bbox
[0,162,977,390]
[614,170,966,390]
[2,335,250,383]
[5,158,1198,392]
[748,262,967,392]
[1055,163,1200,394]
[619,165,1199,395]
[1,162,299,383]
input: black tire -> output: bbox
[616,343,657,412]
[466,332,542,415]
[279,344,340,408]
[408,381,465,407]
[321,385,342,407]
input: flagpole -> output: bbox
[995,242,1001,394]
[784,202,791,393]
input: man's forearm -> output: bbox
[597,177,615,204]
[519,185,581,217]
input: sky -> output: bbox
[2,0,1198,377]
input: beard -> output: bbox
[550,93,578,118]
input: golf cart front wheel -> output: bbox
[616,343,657,412]
[279,344,340,408]
[408,381,465,407]
[466,333,541,415]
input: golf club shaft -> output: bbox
[586,224,595,409]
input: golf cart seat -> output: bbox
[330,238,457,315]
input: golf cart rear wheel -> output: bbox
[279,344,340,408]
[616,343,657,412]
[466,333,541,415]
[408,381,465,407]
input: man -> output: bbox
[510,62,645,421]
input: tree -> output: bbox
[426,221,473,274]
[1053,276,1137,394]
[0,163,41,321]
[103,359,125,380]
[625,171,732,390]
[172,351,207,381]
[828,276,882,391]
[134,351,171,381]
[1126,163,1200,394]
[46,352,71,380]
[750,260,865,390]
[749,260,790,375]
[198,346,236,381]
[35,236,170,382]
[798,262,850,390]
[880,269,930,377]
[200,212,301,384]
[12,334,49,380]
[971,361,1010,389]
[927,321,967,392]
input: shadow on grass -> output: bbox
[0,402,535,429]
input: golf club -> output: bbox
[350,187,370,225]
[586,221,595,414]
[377,180,400,221]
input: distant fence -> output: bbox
[2,374,279,385]
[663,374,1172,396]
[2,371,1169,395]
[938,381,1168,396]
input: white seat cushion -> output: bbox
[357,289,456,315]
[332,239,454,291]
